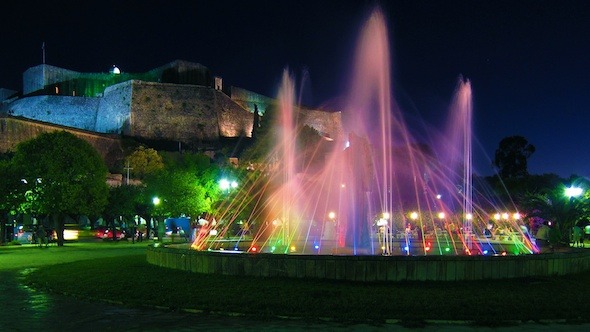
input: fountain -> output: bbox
[147,7,590,282]
[189,7,536,257]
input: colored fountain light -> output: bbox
[190,6,536,257]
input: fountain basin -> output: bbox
[146,245,590,282]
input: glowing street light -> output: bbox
[152,196,160,206]
[410,211,418,220]
[328,211,336,220]
[565,186,583,198]
[219,178,238,192]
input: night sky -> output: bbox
[2,0,589,178]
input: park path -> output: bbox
[1,243,589,331]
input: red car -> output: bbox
[95,227,126,240]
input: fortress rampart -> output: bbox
[1,60,344,166]
[0,115,123,169]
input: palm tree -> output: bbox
[520,183,587,245]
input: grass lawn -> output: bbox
[5,242,590,326]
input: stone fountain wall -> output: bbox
[147,245,590,282]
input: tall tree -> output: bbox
[493,135,535,179]
[145,152,222,221]
[11,131,109,246]
[0,156,21,244]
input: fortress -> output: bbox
[0,60,343,170]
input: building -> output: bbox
[0,60,343,169]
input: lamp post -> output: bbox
[152,196,164,242]
[565,186,584,247]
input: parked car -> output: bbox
[94,226,126,240]
[14,224,34,244]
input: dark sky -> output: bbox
[2,0,589,178]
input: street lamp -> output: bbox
[565,186,583,198]
[328,211,336,221]
[219,178,238,193]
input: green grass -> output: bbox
[11,244,590,326]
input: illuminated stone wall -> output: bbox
[298,107,344,141]
[128,81,253,144]
[7,95,100,131]
[23,65,80,95]
[0,116,124,169]
[95,81,134,134]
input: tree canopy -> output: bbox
[125,146,164,179]
[11,131,109,245]
[493,135,536,179]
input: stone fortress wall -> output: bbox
[0,60,344,165]
[0,115,123,169]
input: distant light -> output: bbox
[465,213,473,220]
[219,179,230,190]
[437,212,445,219]
[290,245,296,252]
[152,197,160,205]
[328,211,336,220]
[502,213,509,220]
[314,245,320,250]
[231,181,238,188]
[513,212,521,220]
[565,186,583,198]
[377,218,388,227]
[410,211,418,220]
[436,194,442,200]
[493,213,501,220]
[382,212,390,220]
[110,65,121,74]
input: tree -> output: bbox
[519,179,590,245]
[0,156,21,244]
[11,131,109,246]
[241,104,277,162]
[102,185,140,241]
[493,135,535,179]
[125,146,164,179]
[145,152,222,221]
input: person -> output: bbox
[36,225,48,248]
[572,224,583,248]
[535,222,550,252]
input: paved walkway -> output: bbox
[1,242,589,331]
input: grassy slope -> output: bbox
[21,253,590,325]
